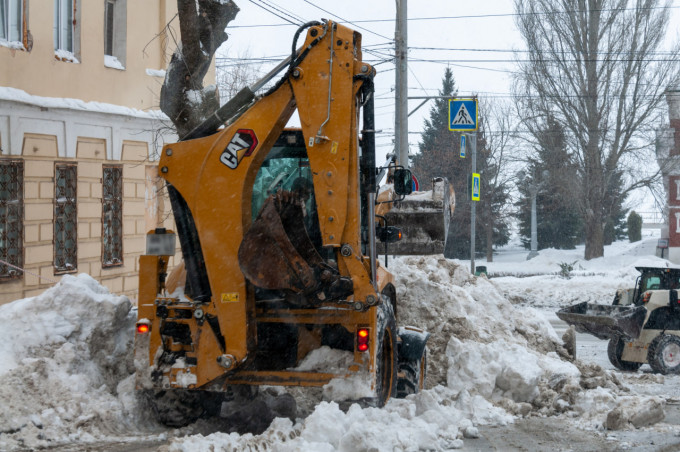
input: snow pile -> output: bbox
[0,86,167,119]
[168,387,511,451]
[104,54,125,70]
[0,274,158,450]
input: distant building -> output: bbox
[0,1,206,303]
[656,89,680,263]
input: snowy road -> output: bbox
[460,310,680,452]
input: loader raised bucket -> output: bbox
[378,177,454,255]
[556,302,647,340]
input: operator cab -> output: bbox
[633,266,680,305]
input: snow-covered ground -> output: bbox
[1,232,680,451]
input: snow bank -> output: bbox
[0,274,160,450]
[0,238,671,450]
[491,236,671,308]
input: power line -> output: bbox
[246,0,298,24]
[227,5,680,28]
[299,0,392,41]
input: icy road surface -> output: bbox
[3,233,680,451]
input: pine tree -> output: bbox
[516,116,583,250]
[411,68,510,258]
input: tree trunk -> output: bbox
[584,207,604,260]
[485,221,493,262]
[160,0,239,138]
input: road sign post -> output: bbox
[449,98,479,273]
[460,134,466,158]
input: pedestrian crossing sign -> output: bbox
[449,99,478,131]
[471,173,481,201]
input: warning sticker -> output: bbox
[221,292,240,303]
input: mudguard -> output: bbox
[397,326,430,362]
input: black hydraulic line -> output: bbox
[263,20,325,97]
[167,184,211,302]
[181,87,256,141]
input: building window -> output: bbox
[102,165,123,267]
[54,0,79,60]
[0,159,23,281]
[54,163,77,273]
[0,0,23,44]
[53,0,72,52]
[104,0,126,69]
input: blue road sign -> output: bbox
[449,99,478,131]
[460,134,466,158]
[471,173,481,201]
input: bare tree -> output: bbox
[478,99,517,262]
[160,0,240,138]
[514,0,680,259]
[216,47,263,103]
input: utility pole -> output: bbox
[395,0,408,168]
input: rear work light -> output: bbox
[136,319,151,334]
[357,328,370,352]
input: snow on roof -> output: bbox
[0,86,167,120]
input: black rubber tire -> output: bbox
[375,302,398,407]
[607,336,642,371]
[648,334,680,374]
[397,348,427,398]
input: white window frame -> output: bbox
[104,0,126,69]
[54,0,79,60]
[1,0,23,44]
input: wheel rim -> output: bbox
[418,353,426,390]
[378,328,394,403]
[662,342,680,368]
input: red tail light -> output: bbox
[137,323,150,334]
[357,328,370,352]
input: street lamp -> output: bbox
[517,170,549,260]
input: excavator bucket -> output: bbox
[238,192,322,295]
[377,177,454,255]
[556,302,647,340]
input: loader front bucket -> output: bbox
[556,302,647,340]
[379,177,454,255]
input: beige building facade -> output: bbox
[0,0,203,303]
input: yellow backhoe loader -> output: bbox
[135,20,430,426]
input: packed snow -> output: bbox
[104,55,125,70]
[0,86,167,119]
[1,234,679,450]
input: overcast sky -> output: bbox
[217,0,680,211]
[219,1,524,159]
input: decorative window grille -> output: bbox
[102,165,123,267]
[54,163,77,273]
[0,159,23,280]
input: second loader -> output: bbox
[134,20,430,426]
[557,266,680,374]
